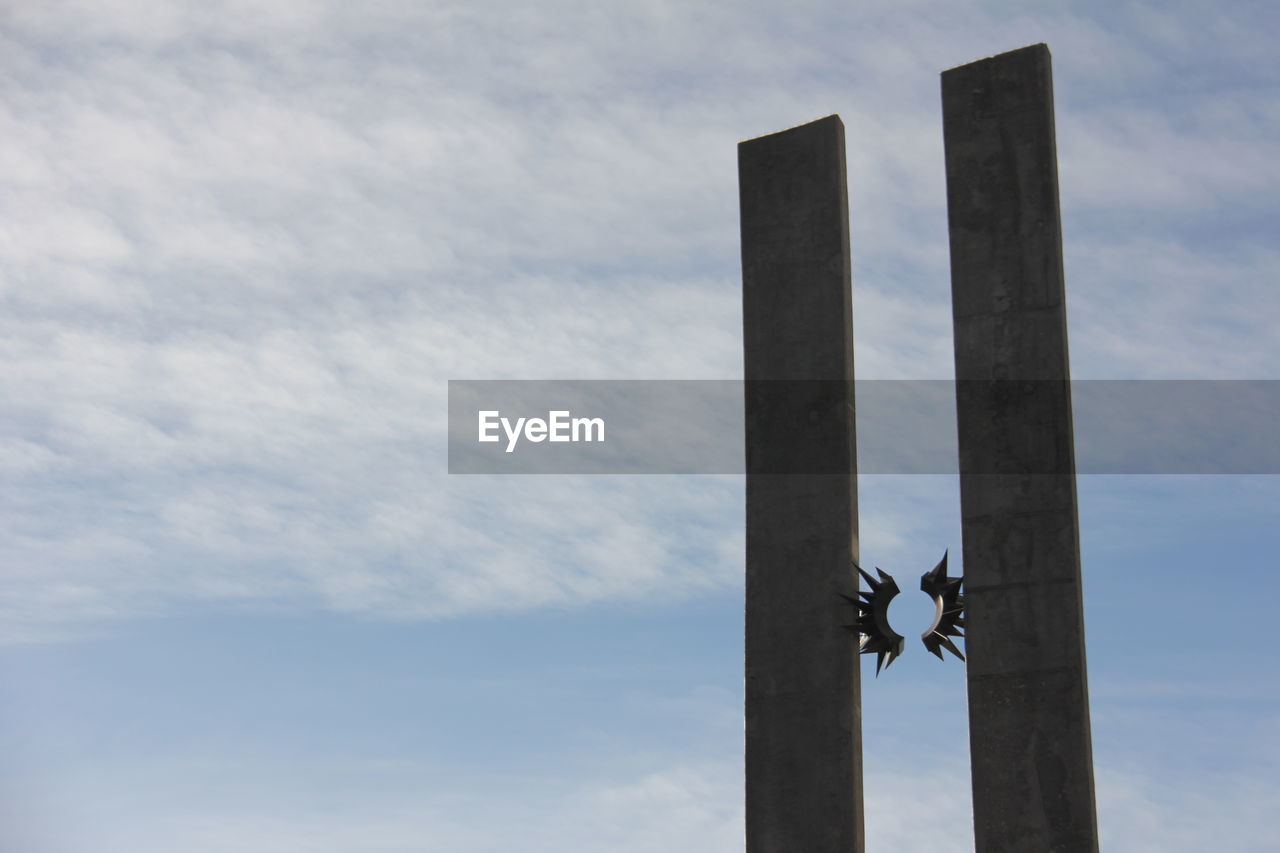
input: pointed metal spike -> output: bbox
[939,635,965,661]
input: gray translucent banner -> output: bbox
[447,380,1280,474]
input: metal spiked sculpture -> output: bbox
[844,553,965,673]
[844,562,905,675]
[920,551,966,662]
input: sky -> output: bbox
[1,1,1278,850]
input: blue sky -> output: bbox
[1,1,1278,850]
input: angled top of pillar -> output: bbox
[739,113,843,147]
[738,112,852,384]
[941,40,1068,378]
[942,43,1052,119]
[944,42,1049,75]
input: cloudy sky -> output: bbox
[1,1,1277,850]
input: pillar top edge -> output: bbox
[942,42,1050,77]
[738,114,843,147]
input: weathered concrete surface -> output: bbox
[943,45,1100,853]
[740,115,863,853]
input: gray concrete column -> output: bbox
[740,115,863,853]
[942,44,1100,852]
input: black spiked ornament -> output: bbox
[842,552,967,674]
[842,561,905,675]
[920,551,966,662]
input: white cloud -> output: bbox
[1096,765,1279,851]
[11,741,1275,853]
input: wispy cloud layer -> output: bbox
[2,3,1277,851]
[3,1,1276,638]
[7,748,1276,852]
[2,0,1269,637]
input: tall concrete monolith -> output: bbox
[739,115,863,853]
[942,44,1100,852]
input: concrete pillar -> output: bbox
[739,116,863,853]
[942,44,1100,852]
